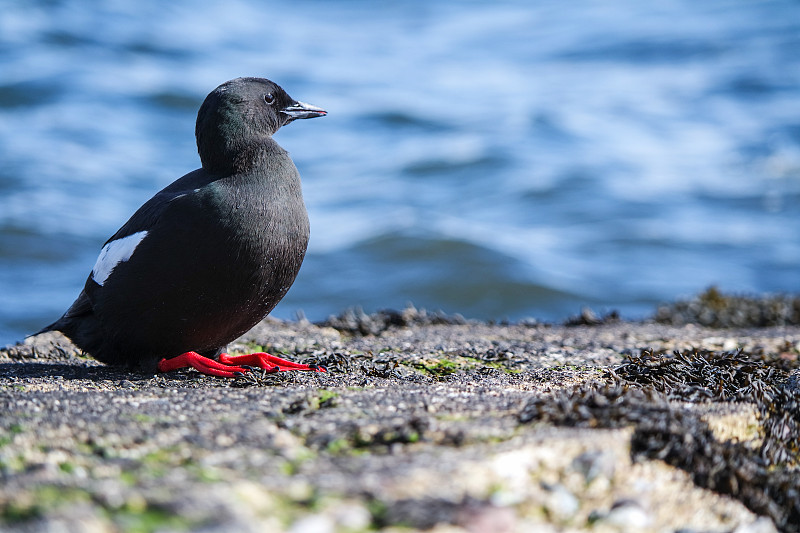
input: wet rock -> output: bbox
[1,305,796,532]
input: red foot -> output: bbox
[219,352,326,372]
[157,351,326,378]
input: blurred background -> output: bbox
[1,0,799,345]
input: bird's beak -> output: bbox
[281,101,327,123]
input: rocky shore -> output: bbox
[1,293,800,532]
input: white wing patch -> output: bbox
[91,231,148,286]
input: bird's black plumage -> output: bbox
[39,77,326,371]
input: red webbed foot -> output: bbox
[157,351,326,378]
[219,352,326,373]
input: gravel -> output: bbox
[1,307,799,532]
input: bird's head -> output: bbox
[195,77,326,171]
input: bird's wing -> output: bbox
[102,168,212,244]
[82,169,216,294]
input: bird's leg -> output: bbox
[157,351,325,378]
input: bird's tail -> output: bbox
[32,321,58,337]
[31,290,93,339]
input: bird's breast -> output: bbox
[208,177,310,300]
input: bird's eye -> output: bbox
[264,93,275,105]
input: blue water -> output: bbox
[1,0,799,345]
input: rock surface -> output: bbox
[2,308,799,532]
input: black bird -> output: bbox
[38,77,327,377]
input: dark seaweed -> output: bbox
[319,306,469,336]
[611,348,777,403]
[564,308,620,327]
[520,348,800,531]
[654,287,800,328]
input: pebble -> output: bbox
[331,502,372,530]
[288,514,334,533]
[597,499,651,530]
[542,482,579,520]
[733,517,779,533]
[571,450,616,483]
